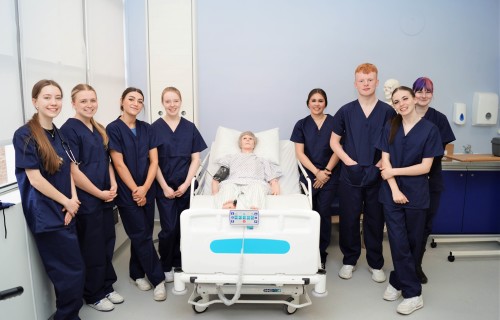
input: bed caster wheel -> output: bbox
[448,253,455,262]
[283,297,297,315]
[430,239,437,248]
[192,296,208,313]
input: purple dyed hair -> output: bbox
[412,77,434,93]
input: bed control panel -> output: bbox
[229,210,259,226]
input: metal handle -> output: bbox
[0,286,24,300]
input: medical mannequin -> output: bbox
[383,79,400,106]
[212,131,282,209]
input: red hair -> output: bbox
[355,63,378,76]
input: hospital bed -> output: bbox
[172,128,327,314]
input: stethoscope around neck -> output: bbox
[51,126,80,165]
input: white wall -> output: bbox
[194,0,500,153]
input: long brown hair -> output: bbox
[389,86,415,144]
[26,79,63,174]
[71,84,109,149]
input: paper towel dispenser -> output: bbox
[472,92,498,126]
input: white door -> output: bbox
[147,0,196,123]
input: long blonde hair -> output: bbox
[26,80,63,174]
[71,83,109,149]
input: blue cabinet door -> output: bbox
[432,171,467,234]
[462,171,500,233]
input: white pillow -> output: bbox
[211,126,280,165]
[278,140,301,194]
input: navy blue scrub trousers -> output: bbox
[338,181,385,269]
[384,204,425,298]
[156,193,189,272]
[118,202,165,286]
[34,227,84,320]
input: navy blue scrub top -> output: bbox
[106,118,160,206]
[332,100,396,186]
[423,107,456,192]
[152,117,207,190]
[61,118,111,214]
[290,114,339,190]
[376,118,443,209]
[13,125,73,233]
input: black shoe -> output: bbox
[416,265,428,284]
[320,263,326,270]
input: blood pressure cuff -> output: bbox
[213,166,230,182]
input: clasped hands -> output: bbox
[313,169,330,189]
[163,182,189,200]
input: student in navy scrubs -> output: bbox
[61,84,123,312]
[290,88,339,268]
[376,86,442,315]
[412,77,455,283]
[152,87,207,282]
[13,79,85,320]
[330,63,396,282]
[106,87,166,301]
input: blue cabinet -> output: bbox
[433,169,500,234]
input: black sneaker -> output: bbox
[416,265,428,284]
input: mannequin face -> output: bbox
[383,79,400,100]
[240,134,256,152]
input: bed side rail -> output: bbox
[190,151,211,199]
[297,160,313,208]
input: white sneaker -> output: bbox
[369,267,387,282]
[153,281,167,301]
[106,291,124,304]
[383,284,402,301]
[338,265,356,279]
[88,297,114,312]
[397,295,423,315]
[132,278,152,291]
[165,269,174,283]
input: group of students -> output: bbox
[291,63,455,315]
[13,60,454,319]
[13,81,206,320]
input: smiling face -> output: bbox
[162,90,182,117]
[121,91,144,117]
[72,89,98,121]
[308,92,327,116]
[414,88,433,108]
[32,85,63,121]
[392,88,416,116]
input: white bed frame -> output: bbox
[172,140,327,314]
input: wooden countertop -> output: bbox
[444,154,500,162]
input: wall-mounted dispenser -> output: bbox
[453,102,466,125]
[472,92,498,126]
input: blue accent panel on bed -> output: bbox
[210,238,290,254]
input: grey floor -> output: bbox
[79,224,500,320]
